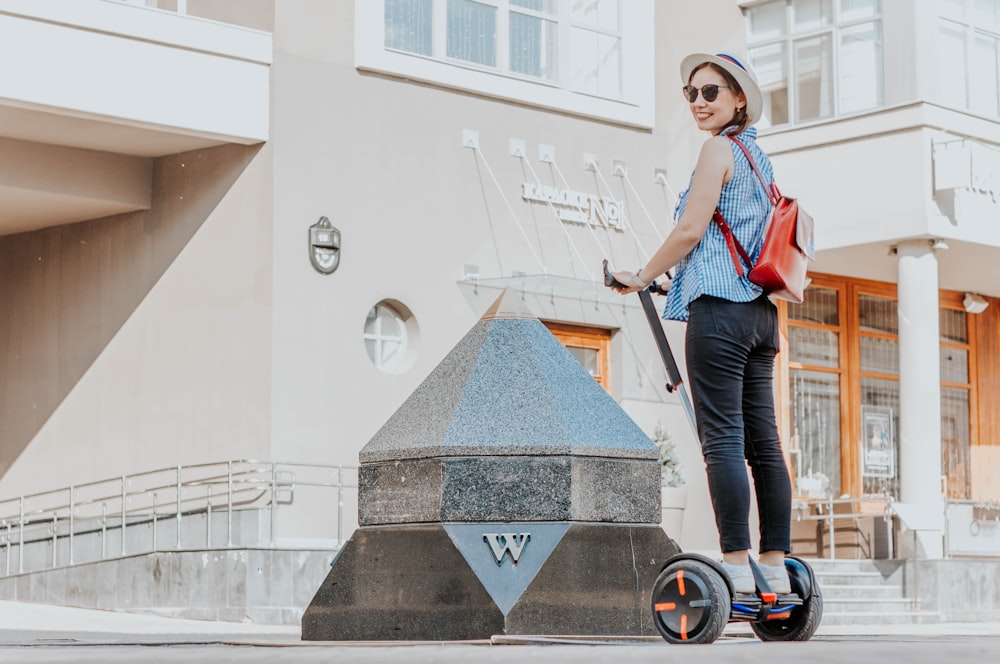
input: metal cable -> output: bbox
[516,155,595,280]
[471,146,547,273]
[545,161,615,261]
[621,170,666,243]
[585,159,652,264]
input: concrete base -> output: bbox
[904,558,1000,621]
[301,522,679,641]
[0,548,334,624]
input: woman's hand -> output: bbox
[610,270,649,294]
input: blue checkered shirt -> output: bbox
[664,127,774,322]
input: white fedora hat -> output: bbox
[680,52,763,126]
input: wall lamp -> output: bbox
[963,293,989,314]
[309,216,341,275]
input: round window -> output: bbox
[363,300,417,373]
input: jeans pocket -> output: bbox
[702,297,755,343]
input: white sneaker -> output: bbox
[720,562,755,594]
[760,563,792,594]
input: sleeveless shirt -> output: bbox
[664,126,775,322]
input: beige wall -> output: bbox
[0,143,271,496]
[185,0,274,32]
[0,138,152,235]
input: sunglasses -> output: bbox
[683,84,730,103]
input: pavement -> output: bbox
[0,601,300,644]
[2,599,1000,642]
[2,601,1000,664]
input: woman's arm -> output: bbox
[612,136,734,291]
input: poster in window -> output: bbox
[862,405,895,478]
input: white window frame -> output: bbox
[356,0,654,128]
[364,303,411,374]
[936,0,1000,118]
[743,0,884,128]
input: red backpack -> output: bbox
[712,137,815,303]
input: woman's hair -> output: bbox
[690,62,751,135]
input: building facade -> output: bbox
[1,0,999,560]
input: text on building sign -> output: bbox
[521,183,624,230]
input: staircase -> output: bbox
[807,559,942,625]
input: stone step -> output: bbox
[821,596,918,614]
[819,611,943,626]
[799,559,932,624]
[819,583,905,599]
[813,571,886,585]
[801,558,885,573]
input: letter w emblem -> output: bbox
[482,532,530,565]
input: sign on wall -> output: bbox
[521,183,624,230]
[861,405,896,479]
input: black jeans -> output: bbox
[685,295,791,554]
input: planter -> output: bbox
[661,486,688,538]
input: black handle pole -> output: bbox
[603,260,698,435]
[637,288,683,393]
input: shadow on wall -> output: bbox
[0,142,263,479]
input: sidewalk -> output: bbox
[0,600,299,644]
[2,600,1000,645]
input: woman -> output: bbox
[611,53,792,595]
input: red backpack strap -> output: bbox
[728,136,780,205]
[713,208,754,276]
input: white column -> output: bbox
[895,239,944,558]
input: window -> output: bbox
[856,291,900,498]
[745,0,883,128]
[783,276,978,500]
[509,1,558,80]
[364,301,419,374]
[787,284,845,498]
[385,0,433,55]
[359,0,654,127]
[940,304,974,498]
[937,0,1000,117]
[384,0,613,88]
[545,322,611,389]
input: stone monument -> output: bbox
[301,289,679,640]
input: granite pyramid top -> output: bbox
[359,289,658,463]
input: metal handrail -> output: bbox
[795,495,1000,559]
[793,495,896,560]
[0,460,358,577]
